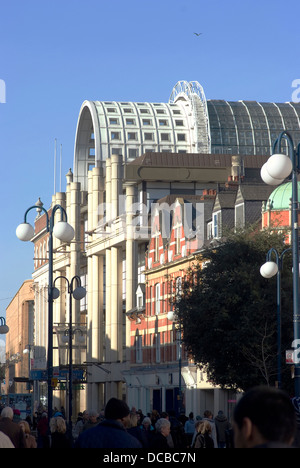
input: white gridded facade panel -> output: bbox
[74,100,193,190]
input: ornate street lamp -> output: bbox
[261,131,300,396]
[52,275,86,430]
[167,310,182,415]
[16,202,74,420]
[0,317,9,334]
[260,247,292,388]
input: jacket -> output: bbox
[0,418,26,448]
[75,419,142,448]
[215,414,231,443]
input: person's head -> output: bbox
[50,416,67,434]
[104,398,130,427]
[128,411,138,428]
[233,386,296,448]
[0,407,13,420]
[88,409,98,423]
[200,420,212,434]
[189,412,194,420]
[19,420,30,434]
[141,417,152,430]
[203,410,213,419]
[155,418,171,438]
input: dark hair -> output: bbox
[234,386,296,444]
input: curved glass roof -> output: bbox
[208,100,300,156]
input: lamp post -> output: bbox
[260,247,292,389]
[167,311,182,415]
[0,317,9,335]
[261,131,300,396]
[52,275,86,430]
[16,202,74,420]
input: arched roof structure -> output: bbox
[73,80,300,190]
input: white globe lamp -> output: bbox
[260,261,278,278]
[53,221,75,243]
[16,223,35,242]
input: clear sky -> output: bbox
[0,0,300,332]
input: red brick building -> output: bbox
[125,193,235,415]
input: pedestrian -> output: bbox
[168,410,186,449]
[140,416,155,446]
[203,410,218,448]
[72,412,84,441]
[184,412,195,447]
[191,419,203,447]
[233,386,296,448]
[150,418,171,450]
[151,409,160,426]
[0,430,15,448]
[82,409,99,431]
[161,412,174,448]
[75,397,142,448]
[50,416,72,448]
[215,410,231,448]
[0,406,26,448]
[127,411,149,448]
[37,412,49,448]
[194,420,214,448]
[13,409,21,423]
[19,420,37,448]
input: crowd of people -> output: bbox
[0,386,299,448]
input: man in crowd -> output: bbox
[233,386,296,448]
[75,398,142,448]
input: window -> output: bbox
[140,108,150,114]
[162,282,165,313]
[177,134,186,141]
[161,133,170,141]
[128,148,138,159]
[136,333,143,363]
[142,119,152,126]
[174,220,181,255]
[89,147,95,157]
[111,132,121,140]
[159,119,168,126]
[156,109,165,114]
[175,120,184,126]
[176,276,182,299]
[154,231,160,262]
[213,211,221,238]
[107,107,116,113]
[124,108,133,113]
[235,203,245,228]
[207,221,213,240]
[155,333,161,363]
[126,118,135,125]
[128,132,137,140]
[155,283,160,315]
[109,118,119,125]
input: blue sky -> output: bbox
[0,0,300,330]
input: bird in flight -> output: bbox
[194,32,202,36]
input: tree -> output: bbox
[176,227,294,392]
